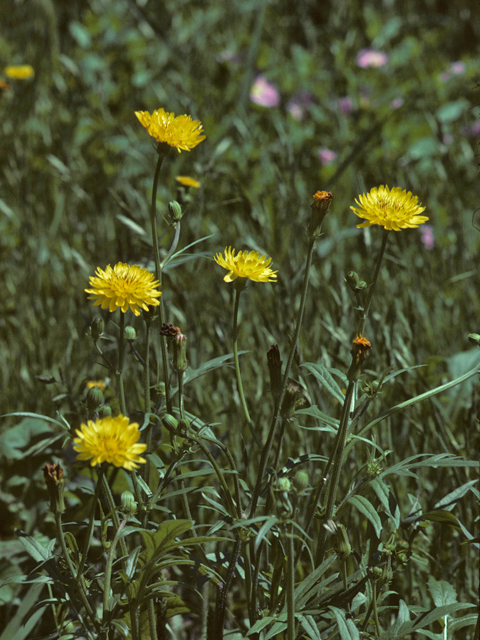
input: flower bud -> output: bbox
[124,326,136,342]
[468,333,480,346]
[86,385,104,412]
[347,334,372,381]
[276,477,292,493]
[98,404,112,418]
[162,413,179,433]
[43,462,65,513]
[293,470,309,493]
[267,345,282,400]
[90,317,104,341]
[280,384,299,419]
[121,490,137,516]
[168,200,183,223]
[345,271,367,292]
[335,523,351,558]
[307,190,333,239]
[173,333,188,373]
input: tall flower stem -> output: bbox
[117,312,127,415]
[103,517,127,619]
[358,229,389,335]
[149,148,173,414]
[315,380,356,564]
[248,238,316,517]
[77,466,105,577]
[143,318,153,486]
[54,511,100,637]
[238,0,269,112]
[286,522,296,640]
[232,288,258,443]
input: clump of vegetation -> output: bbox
[0,1,478,639]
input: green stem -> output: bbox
[286,523,295,640]
[54,511,100,637]
[103,517,127,619]
[160,221,181,270]
[117,312,127,415]
[149,149,173,414]
[178,371,185,422]
[372,579,382,635]
[358,229,389,336]
[232,289,253,427]
[144,318,153,486]
[315,380,356,564]
[77,466,104,577]
[248,238,316,517]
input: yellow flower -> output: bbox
[87,380,106,391]
[73,415,147,470]
[85,262,161,316]
[135,108,206,152]
[5,65,34,79]
[351,185,428,231]
[175,175,201,188]
[214,247,278,283]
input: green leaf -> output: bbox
[254,516,279,552]
[16,532,54,563]
[356,362,480,444]
[427,576,457,608]
[183,352,248,386]
[139,520,193,567]
[436,99,469,123]
[347,495,383,538]
[302,362,346,404]
[329,606,360,639]
[295,405,339,429]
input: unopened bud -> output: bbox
[280,384,299,419]
[86,386,104,412]
[43,462,65,513]
[124,326,136,342]
[162,413,179,433]
[98,404,112,418]
[468,333,480,346]
[276,477,292,493]
[90,317,104,341]
[293,470,309,493]
[173,333,188,373]
[168,200,183,223]
[307,191,333,239]
[336,524,351,558]
[121,491,137,516]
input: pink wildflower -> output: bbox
[250,75,280,108]
[318,148,337,166]
[356,49,388,68]
[420,225,435,251]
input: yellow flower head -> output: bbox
[87,380,106,391]
[73,415,147,470]
[85,262,161,316]
[135,108,206,152]
[214,247,278,283]
[351,185,428,231]
[176,175,201,188]
[5,65,34,79]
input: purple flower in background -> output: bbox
[356,49,388,68]
[420,225,435,251]
[286,91,313,120]
[461,119,480,138]
[338,97,353,114]
[391,97,404,110]
[439,61,466,83]
[250,75,280,108]
[442,133,453,145]
[318,147,337,166]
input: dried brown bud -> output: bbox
[43,463,65,513]
[308,191,333,239]
[160,323,182,338]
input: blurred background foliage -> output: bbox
[0,0,479,636]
